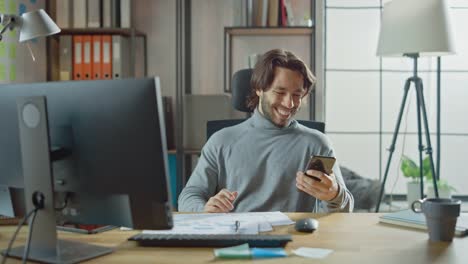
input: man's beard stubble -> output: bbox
[260,94,274,123]
[259,94,300,128]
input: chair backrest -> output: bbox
[206,69,325,141]
[231,69,254,112]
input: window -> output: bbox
[324,0,468,196]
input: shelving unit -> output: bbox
[224,26,314,93]
[46,28,147,82]
[223,25,316,121]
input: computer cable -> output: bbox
[21,208,38,264]
[1,191,44,264]
[54,192,72,211]
[0,207,37,264]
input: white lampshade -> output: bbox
[19,9,60,42]
[376,0,456,57]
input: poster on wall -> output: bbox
[0,0,46,84]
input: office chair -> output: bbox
[206,69,325,140]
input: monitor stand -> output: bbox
[1,96,112,264]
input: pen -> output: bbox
[234,220,240,233]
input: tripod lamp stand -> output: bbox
[375,0,456,212]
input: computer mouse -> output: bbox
[295,218,319,233]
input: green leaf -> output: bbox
[401,155,420,179]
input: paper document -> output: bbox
[142,211,294,235]
[242,211,295,226]
[292,247,333,259]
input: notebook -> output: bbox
[379,209,468,237]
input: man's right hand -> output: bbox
[204,189,238,213]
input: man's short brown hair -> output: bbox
[246,49,316,110]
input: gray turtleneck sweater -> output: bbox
[178,109,354,212]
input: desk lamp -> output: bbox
[375,0,456,212]
[0,9,60,42]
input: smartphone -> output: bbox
[304,155,336,181]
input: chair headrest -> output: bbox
[231,69,253,113]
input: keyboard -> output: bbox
[129,233,292,248]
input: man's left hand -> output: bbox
[296,170,339,201]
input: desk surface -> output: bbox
[1,213,467,264]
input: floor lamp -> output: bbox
[375,0,456,212]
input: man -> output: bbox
[178,49,354,213]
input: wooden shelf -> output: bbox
[225,26,314,36]
[58,28,146,37]
[224,26,314,92]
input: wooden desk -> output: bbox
[1,213,466,264]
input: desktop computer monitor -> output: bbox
[0,77,173,263]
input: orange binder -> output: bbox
[82,35,92,80]
[92,35,102,79]
[101,35,112,80]
[72,35,83,80]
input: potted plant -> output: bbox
[401,155,456,206]
[401,155,423,207]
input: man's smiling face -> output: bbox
[256,67,306,127]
